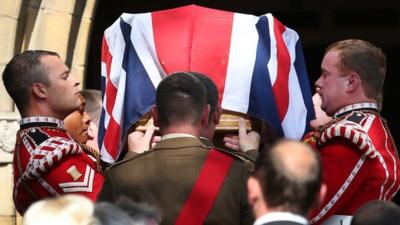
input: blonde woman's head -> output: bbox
[23,194,95,225]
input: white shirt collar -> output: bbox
[334,102,378,118]
[254,212,309,225]
[161,133,197,140]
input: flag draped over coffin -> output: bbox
[99,5,315,163]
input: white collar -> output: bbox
[161,133,197,140]
[254,212,309,225]
[334,102,378,118]
[20,116,64,128]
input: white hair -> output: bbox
[23,194,95,225]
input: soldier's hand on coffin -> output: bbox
[224,118,260,152]
[128,125,160,153]
[223,134,240,151]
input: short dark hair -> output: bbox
[156,72,207,127]
[254,139,322,215]
[81,89,102,126]
[190,72,218,121]
[351,200,400,225]
[326,39,386,100]
[2,50,59,113]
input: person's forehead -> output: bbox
[322,50,340,70]
[78,93,86,103]
[65,110,84,123]
[39,54,61,64]
[40,55,68,73]
[77,95,86,111]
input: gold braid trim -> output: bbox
[77,143,104,173]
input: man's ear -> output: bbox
[346,72,361,92]
[213,105,222,125]
[32,83,48,99]
[247,176,262,205]
[201,104,211,127]
[152,106,159,127]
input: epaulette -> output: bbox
[106,149,154,169]
[345,111,367,124]
[108,147,256,171]
[211,147,255,172]
[26,128,49,146]
[318,111,377,159]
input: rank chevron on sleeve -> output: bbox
[59,165,95,192]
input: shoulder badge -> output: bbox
[59,165,95,193]
[67,165,83,181]
[346,111,367,124]
[212,147,255,171]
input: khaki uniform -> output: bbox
[100,136,254,225]
[199,136,258,163]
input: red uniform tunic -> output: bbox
[307,103,400,225]
[13,117,104,214]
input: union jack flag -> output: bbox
[99,5,315,163]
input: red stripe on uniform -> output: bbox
[272,18,290,121]
[174,149,234,225]
[152,5,233,104]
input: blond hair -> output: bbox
[23,195,95,225]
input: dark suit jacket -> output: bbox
[99,136,254,225]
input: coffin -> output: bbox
[99,5,314,162]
